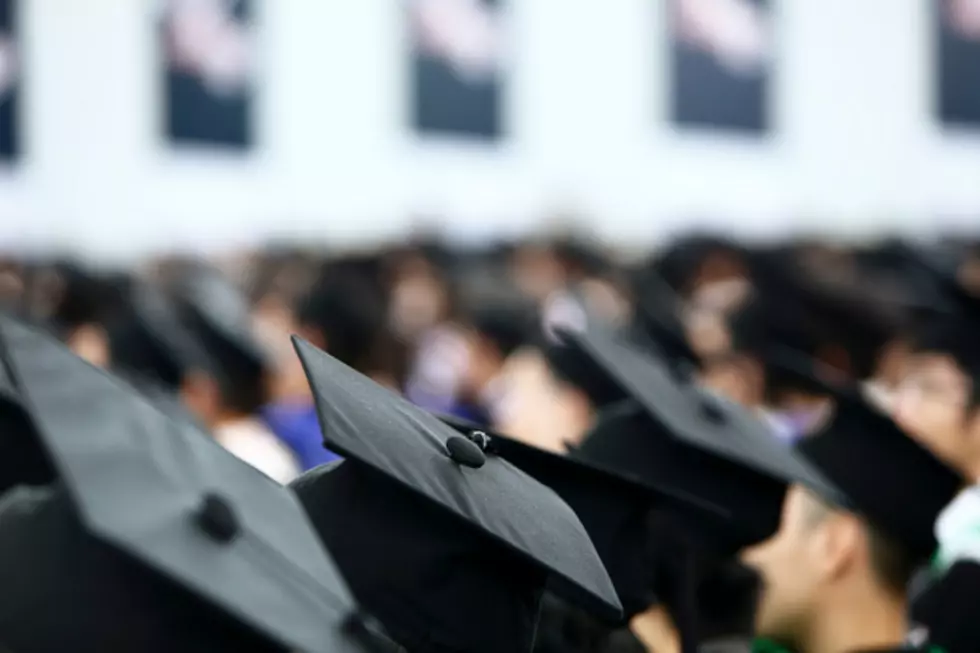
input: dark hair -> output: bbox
[804,491,919,597]
[907,319,980,409]
[865,521,921,597]
[295,271,388,374]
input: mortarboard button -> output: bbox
[290,335,623,651]
[194,493,241,544]
[0,315,384,652]
[445,430,489,468]
[437,410,730,622]
[698,395,727,424]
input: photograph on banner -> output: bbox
[160,0,255,149]
[408,0,506,140]
[667,0,773,134]
[0,0,19,162]
[935,0,980,129]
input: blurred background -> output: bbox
[1,0,980,479]
[0,0,979,258]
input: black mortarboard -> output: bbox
[173,265,267,372]
[466,301,537,360]
[543,333,630,409]
[436,411,727,619]
[172,266,270,412]
[893,244,980,384]
[107,281,213,391]
[0,316,384,652]
[792,381,964,559]
[572,402,770,653]
[630,271,701,371]
[289,336,622,653]
[573,399,783,553]
[561,328,844,506]
[0,360,54,496]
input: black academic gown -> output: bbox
[910,559,980,653]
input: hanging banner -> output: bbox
[936,0,980,129]
[408,0,505,140]
[161,0,255,149]
[667,0,773,134]
[0,0,19,162]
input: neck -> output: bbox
[804,591,907,653]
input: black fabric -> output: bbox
[576,400,784,552]
[108,282,212,391]
[0,359,55,495]
[293,461,545,653]
[467,302,536,359]
[173,266,268,391]
[531,594,615,653]
[544,338,629,409]
[291,335,621,622]
[0,315,371,653]
[0,485,280,653]
[439,411,727,620]
[631,272,700,372]
[0,396,54,497]
[910,560,980,653]
[295,270,388,372]
[796,396,964,559]
[562,328,844,506]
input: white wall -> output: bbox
[1,0,979,261]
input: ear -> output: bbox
[815,512,862,583]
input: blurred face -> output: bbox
[699,354,763,408]
[740,485,831,647]
[461,329,500,396]
[893,353,980,478]
[389,263,447,341]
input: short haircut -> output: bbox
[803,490,918,596]
[907,320,980,409]
[865,521,921,596]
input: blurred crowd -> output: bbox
[2,231,979,484]
[6,230,980,651]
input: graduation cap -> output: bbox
[435,411,728,620]
[465,300,538,360]
[891,245,980,383]
[0,359,55,496]
[789,375,965,560]
[173,265,267,369]
[0,316,386,652]
[289,336,622,653]
[172,266,270,412]
[572,399,783,553]
[570,401,770,653]
[542,331,630,409]
[631,272,701,372]
[561,327,844,505]
[107,281,214,391]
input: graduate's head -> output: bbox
[742,383,962,651]
[741,484,919,649]
[893,319,980,479]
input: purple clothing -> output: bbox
[262,402,341,471]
